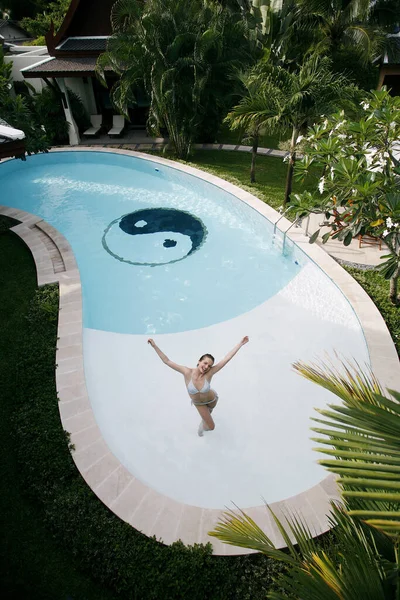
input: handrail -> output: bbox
[282,216,302,254]
[273,206,291,234]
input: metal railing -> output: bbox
[273,207,291,234]
[273,208,305,254]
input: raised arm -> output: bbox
[148,339,188,375]
[210,336,249,375]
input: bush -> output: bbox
[11,284,285,599]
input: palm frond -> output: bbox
[295,358,400,537]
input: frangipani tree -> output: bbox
[210,359,400,599]
[292,88,400,304]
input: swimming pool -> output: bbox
[0,150,370,513]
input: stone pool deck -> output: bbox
[1,146,399,555]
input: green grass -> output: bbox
[215,123,290,150]
[0,227,119,600]
[150,149,317,212]
[344,267,400,357]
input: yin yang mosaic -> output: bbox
[102,208,208,266]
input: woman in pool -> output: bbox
[147,336,249,436]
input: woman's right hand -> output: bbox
[148,338,156,347]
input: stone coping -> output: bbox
[1,147,399,556]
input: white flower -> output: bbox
[386,217,393,228]
[360,101,370,110]
[318,176,325,194]
[352,188,357,196]
[297,135,304,143]
[323,119,329,128]
[337,133,347,140]
[383,229,389,236]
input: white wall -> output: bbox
[5,47,49,93]
[65,77,97,115]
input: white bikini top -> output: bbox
[187,377,211,395]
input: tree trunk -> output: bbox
[250,133,259,183]
[389,267,400,305]
[283,126,299,207]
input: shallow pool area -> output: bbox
[0,149,374,544]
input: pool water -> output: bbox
[0,152,301,334]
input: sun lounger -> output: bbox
[108,115,125,137]
[83,115,102,137]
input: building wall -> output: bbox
[65,77,97,115]
[5,47,48,93]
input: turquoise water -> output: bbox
[0,151,302,334]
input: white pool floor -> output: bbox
[84,262,369,509]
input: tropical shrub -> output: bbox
[293,88,400,303]
[0,49,49,155]
[97,0,258,158]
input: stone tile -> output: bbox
[57,344,83,361]
[57,332,82,349]
[150,499,184,545]
[175,504,202,546]
[57,355,83,373]
[58,395,91,419]
[95,464,135,509]
[69,422,102,451]
[58,311,82,328]
[199,509,228,555]
[57,381,88,402]
[83,452,121,489]
[129,489,166,535]
[58,321,83,337]
[112,477,149,522]
[73,438,111,472]
[56,367,85,389]
[63,409,96,433]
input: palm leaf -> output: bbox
[295,358,400,537]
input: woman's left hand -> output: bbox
[241,336,249,345]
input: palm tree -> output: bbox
[224,72,279,182]
[96,0,256,158]
[210,359,400,598]
[288,0,400,79]
[226,54,356,204]
[290,0,375,63]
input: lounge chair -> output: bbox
[83,115,102,137]
[108,115,125,137]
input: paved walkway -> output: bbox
[78,136,383,268]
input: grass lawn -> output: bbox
[0,226,118,600]
[215,123,290,150]
[151,149,317,212]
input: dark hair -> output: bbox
[198,353,215,364]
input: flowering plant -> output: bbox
[292,88,400,303]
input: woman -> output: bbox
[147,336,249,436]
